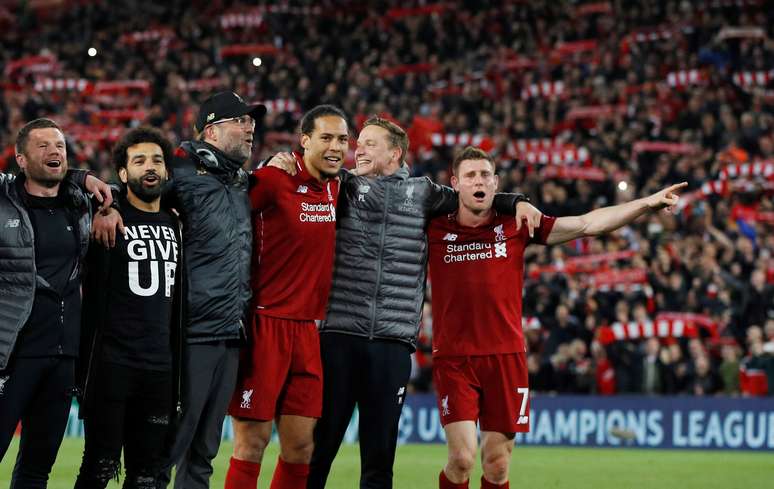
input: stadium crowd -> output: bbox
[1,0,773,397]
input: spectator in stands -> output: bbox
[718,343,741,395]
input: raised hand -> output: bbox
[267,152,297,175]
[646,182,688,212]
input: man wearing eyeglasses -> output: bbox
[91,91,265,489]
[161,92,266,489]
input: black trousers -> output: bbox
[308,333,412,489]
[159,341,239,489]
[0,356,75,489]
[74,361,172,489]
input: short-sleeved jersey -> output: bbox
[427,212,556,357]
[250,153,340,321]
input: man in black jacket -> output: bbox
[75,127,183,489]
[94,92,266,489]
[0,118,112,487]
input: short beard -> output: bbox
[26,169,65,188]
[222,141,251,163]
[127,175,166,203]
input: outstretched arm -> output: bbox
[546,182,687,245]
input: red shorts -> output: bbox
[432,353,530,433]
[228,314,323,420]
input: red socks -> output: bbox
[480,476,509,488]
[269,457,310,489]
[439,470,469,489]
[225,457,261,489]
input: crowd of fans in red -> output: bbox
[1,0,772,396]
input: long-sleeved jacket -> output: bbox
[0,171,92,370]
[321,166,525,350]
[169,141,252,342]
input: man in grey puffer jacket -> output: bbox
[272,117,541,489]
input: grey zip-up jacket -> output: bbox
[321,166,525,350]
[0,171,92,370]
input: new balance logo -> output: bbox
[296,185,308,194]
[517,415,529,425]
[240,389,253,409]
[494,242,507,257]
[443,233,458,241]
[397,386,406,405]
[4,219,19,229]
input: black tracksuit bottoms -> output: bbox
[74,361,172,489]
[308,333,412,489]
[0,356,75,489]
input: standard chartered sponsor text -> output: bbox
[444,242,496,263]
[300,202,335,222]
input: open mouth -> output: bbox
[473,191,486,199]
[142,174,159,185]
[245,138,253,145]
[324,156,341,164]
[45,159,62,168]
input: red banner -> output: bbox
[632,141,699,154]
[119,28,175,44]
[92,80,151,95]
[566,105,626,120]
[220,44,280,57]
[378,63,436,78]
[666,70,708,88]
[542,165,607,181]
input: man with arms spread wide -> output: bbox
[428,146,685,489]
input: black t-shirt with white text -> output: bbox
[102,198,179,371]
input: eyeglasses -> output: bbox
[209,115,255,129]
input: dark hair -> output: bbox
[112,126,174,172]
[362,116,409,165]
[452,146,495,175]
[15,118,62,155]
[299,104,348,136]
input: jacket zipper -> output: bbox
[3,195,36,369]
[369,185,390,339]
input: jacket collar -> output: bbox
[381,165,410,181]
[181,140,244,174]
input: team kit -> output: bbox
[0,91,685,489]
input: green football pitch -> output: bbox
[1,438,771,488]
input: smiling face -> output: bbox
[355,124,399,177]
[119,142,168,203]
[451,158,498,214]
[301,115,349,180]
[16,127,68,188]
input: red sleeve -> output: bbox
[530,214,557,245]
[250,167,281,210]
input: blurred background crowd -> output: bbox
[1,0,772,397]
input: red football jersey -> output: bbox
[427,212,556,357]
[250,153,339,320]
